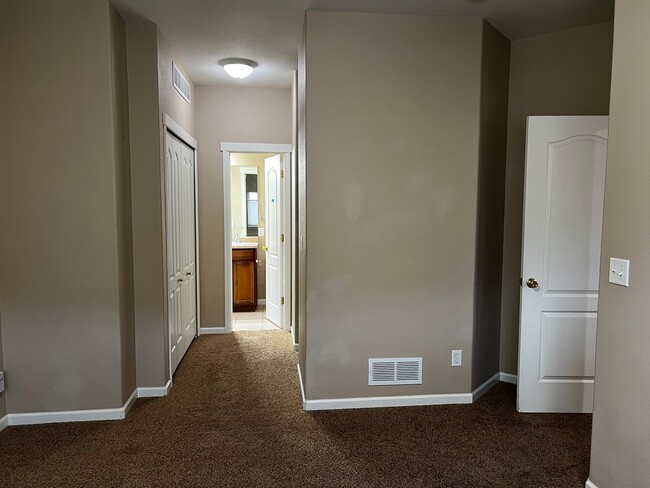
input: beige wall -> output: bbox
[472,22,510,390]
[109,5,136,404]
[126,21,168,388]
[126,22,195,388]
[297,36,307,377]
[195,87,292,327]
[303,11,483,399]
[158,32,195,136]
[499,22,613,374]
[589,2,650,486]
[0,0,133,411]
[231,153,269,300]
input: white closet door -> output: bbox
[166,131,197,374]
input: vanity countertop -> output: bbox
[232,242,258,250]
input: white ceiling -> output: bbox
[112,0,614,89]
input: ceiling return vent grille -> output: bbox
[172,62,191,104]
[368,358,422,386]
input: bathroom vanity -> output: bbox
[232,243,257,312]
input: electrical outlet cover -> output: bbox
[451,350,462,367]
[609,257,630,287]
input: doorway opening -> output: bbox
[221,143,293,336]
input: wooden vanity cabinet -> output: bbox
[232,248,257,312]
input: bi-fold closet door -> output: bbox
[165,131,197,374]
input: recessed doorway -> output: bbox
[221,143,292,336]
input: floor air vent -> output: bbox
[368,358,422,386]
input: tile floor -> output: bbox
[232,305,281,331]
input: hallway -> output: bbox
[0,332,591,487]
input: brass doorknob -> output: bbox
[263,245,268,251]
[526,278,539,289]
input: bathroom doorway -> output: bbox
[221,143,293,336]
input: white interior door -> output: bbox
[265,155,282,326]
[166,131,197,373]
[518,116,608,413]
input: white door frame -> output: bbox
[221,143,292,334]
[162,113,200,384]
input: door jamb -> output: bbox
[221,142,293,333]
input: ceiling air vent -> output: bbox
[368,358,422,386]
[172,62,191,104]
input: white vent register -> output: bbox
[172,62,191,103]
[368,358,422,386]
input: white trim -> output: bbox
[221,142,292,154]
[163,113,197,149]
[297,364,307,410]
[8,389,138,426]
[258,299,266,305]
[137,379,173,398]
[200,327,228,335]
[586,479,599,488]
[500,372,518,385]
[282,152,292,333]
[223,150,234,333]
[0,414,8,432]
[291,325,299,351]
[472,372,500,402]
[302,392,473,411]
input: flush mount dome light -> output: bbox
[219,58,258,79]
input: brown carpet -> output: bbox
[0,331,591,487]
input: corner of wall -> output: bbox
[472,19,511,390]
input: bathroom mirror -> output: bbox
[231,165,259,237]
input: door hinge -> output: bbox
[281,233,285,242]
[281,296,285,305]
[280,169,284,178]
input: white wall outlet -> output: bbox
[451,350,462,367]
[609,257,630,287]
[0,371,5,394]
[258,228,264,237]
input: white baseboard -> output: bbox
[200,326,228,335]
[586,479,598,488]
[137,379,172,398]
[472,372,500,401]
[303,391,473,411]
[0,414,8,432]
[258,299,266,305]
[500,372,518,385]
[8,388,138,426]
[291,325,299,351]
[297,364,307,410]
[296,368,516,412]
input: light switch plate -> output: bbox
[258,228,264,237]
[609,257,630,287]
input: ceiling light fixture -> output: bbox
[219,58,258,79]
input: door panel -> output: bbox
[265,155,282,326]
[166,131,197,374]
[518,116,608,413]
